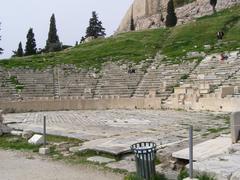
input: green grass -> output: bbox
[207,127,229,133]
[46,134,83,143]
[0,29,168,70]
[0,134,127,175]
[178,168,216,180]
[162,5,240,61]
[0,134,40,152]
[0,5,239,69]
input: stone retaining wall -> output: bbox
[0,98,162,112]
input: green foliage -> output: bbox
[46,134,82,143]
[25,28,37,56]
[86,11,106,38]
[124,173,167,180]
[207,127,228,133]
[0,134,40,152]
[178,168,216,180]
[196,173,216,180]
[0,6,239,69]
[165,0,177,27]
[9,76,24,91]
[178,168,189,180]
[162,5,240,59]
[45,14,62,52]
[0,28,167,69]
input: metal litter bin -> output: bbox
[131,142,157,180]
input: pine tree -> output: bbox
[25,28,37,56]
[45,14,62,52]
[0,23,3,54]
[85,11,106,39]
[210,0,217,13]
[165,0,178,27]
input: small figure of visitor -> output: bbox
[220,53,228,62]
[128,69,136,74]
[217,31,224,40]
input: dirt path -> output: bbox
[0,150,123,180]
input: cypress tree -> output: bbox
[25,28,37,56]
[0,23,3,54]
[17,42,24,57]
[210,0,217,13]
[45,14,62,52]
[165,0,178,27]
[13,42,24,57]
[85,11,106,39]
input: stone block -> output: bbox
[87,156,116,164]
[231,112,240,143]
[28,134,44,145]
[106,160,136,172]
[231,170,240,180]
[10,130,23,136]
[0,124,11,133]
[39,147,50,155]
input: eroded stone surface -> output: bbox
[4,110,228,155]
[172,136,232,161]
[87,156,115,164]
[191,154,240,180]
[106,160,136,172]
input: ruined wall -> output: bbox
[193,97,240,112]
[0,97,162,112]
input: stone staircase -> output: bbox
[93,63,144,99]
[53,67,60,99]
[133,58,196,100]
[185,51,240,93]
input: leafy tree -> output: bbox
[25,28,37,56]
[13,42,24,57]
[85,11,106,38]
[210,0,217,13]
[45,14,62,52]
[0,23,3,54]
[165,0,178,27]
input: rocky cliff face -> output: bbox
[117,0,240,33]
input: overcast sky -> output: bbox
[0,0,133,59]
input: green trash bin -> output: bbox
[131,142,157,180]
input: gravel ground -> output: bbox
[0,150,123,180]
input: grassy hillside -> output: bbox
[162,5,240,60]
[0,5,239,69]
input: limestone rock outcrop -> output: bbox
[117,0,240,33]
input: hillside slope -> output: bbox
[0,5,239,69]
